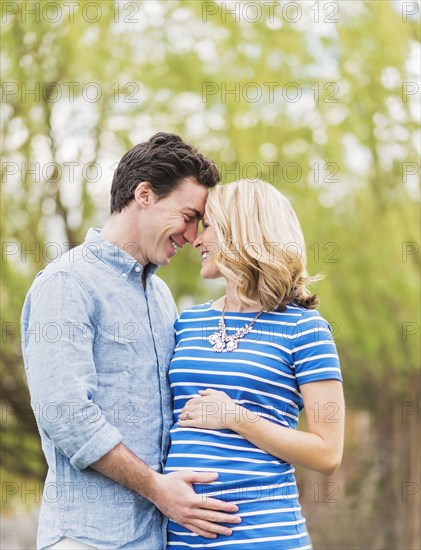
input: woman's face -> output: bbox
[193,217,222,279]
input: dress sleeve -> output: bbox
[291,308,342,386]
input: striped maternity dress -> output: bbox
[165,302,342,549]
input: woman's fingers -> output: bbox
[179,407,198,419]
[185,396,202,406]
[198,388,219,396]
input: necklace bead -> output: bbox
[208,298,265,352]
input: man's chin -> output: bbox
[157,254,172,266]
[166,248,178,262]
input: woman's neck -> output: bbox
[222,281,263,312]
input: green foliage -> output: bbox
[1,1,420,544]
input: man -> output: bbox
[21,133,240,549]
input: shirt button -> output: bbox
[135,266,141,272]
[122,273,127,278]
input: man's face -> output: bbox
[139,177,209,266]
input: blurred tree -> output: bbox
[1,0,419,546]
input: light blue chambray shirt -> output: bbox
[21,228,177,550]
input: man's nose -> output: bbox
[184,221,200,244]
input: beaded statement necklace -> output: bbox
[208,298,265,352]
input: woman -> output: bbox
[165,179,345,549]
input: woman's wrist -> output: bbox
[226,404,261,433]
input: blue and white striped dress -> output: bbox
[165,301,342,549]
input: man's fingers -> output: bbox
[199,496,239,513]
[194,509,241,525]
[183,471,219,484]
[184,519,234,537]
[183,523,217,539]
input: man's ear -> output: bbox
[134,181,156,207]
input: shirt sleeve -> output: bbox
[291,308,342,385]
[21,271,123,470]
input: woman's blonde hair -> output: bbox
[205,179,321,311]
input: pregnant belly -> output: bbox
[165,439,298,504]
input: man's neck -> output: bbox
[101,214,147,266]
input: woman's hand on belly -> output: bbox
[178,389,241,431]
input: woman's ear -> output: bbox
[134,181,155,207]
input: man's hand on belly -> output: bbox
[146,470,242,539]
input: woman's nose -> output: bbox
[193,233,202,249]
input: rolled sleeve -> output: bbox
[70,423,123,470]
[21,271,123,469]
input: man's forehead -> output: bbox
[175,179,208,215]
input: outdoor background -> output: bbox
[1,1,420,548]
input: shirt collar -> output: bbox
[84,228,159,278]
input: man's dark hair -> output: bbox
[110,132,220,213]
